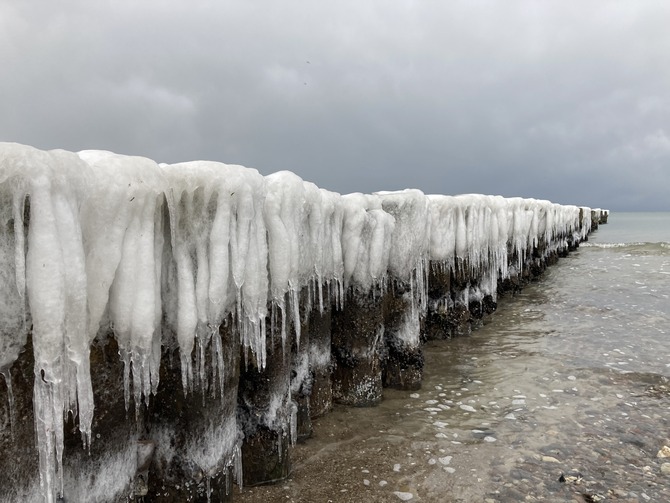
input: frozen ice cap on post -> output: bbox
[264,171,310,347]
[427,194,508,275]
[264,172,311,298]
[161,160,268,380]
[262,172,346,347]
[0,143,96,503]
[375,190,430,304]
[310,187,345,310]
[340,193,395,293]
[580,206,593,239]
[426,195,458,268]
[0,144,33,375]
[78,149,168,413]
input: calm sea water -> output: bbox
[238,213,670,503]
[546,212,670,378]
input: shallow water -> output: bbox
[236,214,670,502]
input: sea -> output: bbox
[236,212,670,503]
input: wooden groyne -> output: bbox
[0,143,607,502]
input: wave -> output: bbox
[581,241,670,254]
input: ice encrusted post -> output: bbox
[376,190,430,391]
[237,308,294,487]
[423,195,505,339]
[331,194,394,406]
[305,189,343,418]
[236,172,307,486]
[331,287,386,406]
[160,161,267,494]
[306,294,334,418]
[290,287,314,442]
[143,322,241,502]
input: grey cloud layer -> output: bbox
[2,0,669,210]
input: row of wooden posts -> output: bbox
[0,211,607,502]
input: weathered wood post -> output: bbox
[382,284,424,390]
[423,263,455,340]
[331,288,386,406]
[237,309,294,487]
[377,190,430,391]
[306,289,334,419]
[331,194,394,406]
[290,288,313,442]
[146,321,241,503]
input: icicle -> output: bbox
[34,369,66,503]
[12,192,26,301]
[278,298,287,351]
[277,432,283,463]
[211,326,225,398]
[233,441,244,488]
[1,368,15,434]
[131,352,144,420]
[318,273,324,313]
[26,177,68,503]
[49,182,93,448]
[150,196,165,396]
[290,400,298,447]
[290,286,300,348]
[0,183,29,422]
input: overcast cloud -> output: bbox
[2,1,669,210]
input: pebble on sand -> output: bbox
[393,491,414,501]
[438,456,453,465]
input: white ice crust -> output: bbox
[0,142,596,502]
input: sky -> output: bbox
[1,1,669,211]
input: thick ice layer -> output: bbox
[79,150,167,415]
[375,190,430,281]
[376,190,430,310]
[428,195,587,300]
[0,142,603,502]
[2,145,94,503]
[161,160,267,384]
[264,171,310,347]
[312,188,345,310]
[428,194,509,287]
[0,185,27,374]
[263,174,344,348]
[341,193,395,292]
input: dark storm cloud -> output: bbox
[2,0,669,210]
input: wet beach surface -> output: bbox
[235,249,670,502]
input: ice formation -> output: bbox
[161,160,268,388]
[427,194,587,300]
[340,193,395,293]
[0,142,598,502]
[79,150,167,418]
[377,190,430,301]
